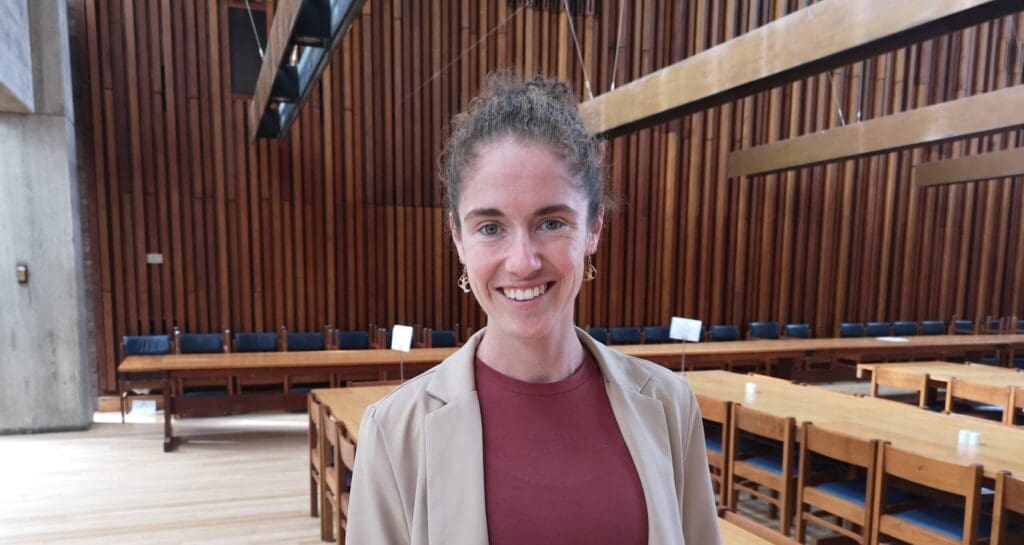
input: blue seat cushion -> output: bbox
[839,323,865,338]
[610,327,642,344]
[921,320,946,335]
[866,322,891,336]
[287,332,326,351]
[785,324,812,339]
[588,328,608,344]
[177,333,223,354]
[748,322,780,340]
[431,330,457,348]
[235,332,278,352]
[124,335,172,355]
[814,480,917,506]
[711,325,739,342]
[642,326,672,344]
[336,331,370,349]
[705,436,723,453]
[892,505,991,540]
[744,454,838,475]
[892,321,918,336]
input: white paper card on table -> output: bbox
[391,325,414,353]
[131,399,157,414]
[876,336,909,343]
[670,317,703,342]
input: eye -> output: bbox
[478,223,501,236]
[541,218,566,231]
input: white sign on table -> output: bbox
[669,317,703,373]
[391,325,414,381]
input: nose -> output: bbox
[504,230,542,277]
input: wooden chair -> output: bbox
[696,394,731,507]
[1010,387,1024,426]
[308,394,324,518]
[992,471,1024,544]
[119,334,173,423]
[869,367,930,409]
[944,378,1013,424]
[871,444,987,545]
[795,422,885,544]
[321,408,356,545]
[609,327,642,345]
[727,404,797,536]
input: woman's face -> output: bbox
[452,137,602,341]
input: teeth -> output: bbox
[502,284,547,301]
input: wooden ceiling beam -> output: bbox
[579,0,1023,138]
[914,147,1024,187]
[726,85,1024,178]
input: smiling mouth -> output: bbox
[500,282,553,302]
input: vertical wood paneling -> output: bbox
[72,0,1024,392]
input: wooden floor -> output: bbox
[0,411,323,544]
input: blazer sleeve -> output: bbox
[679,388,723,545]
[345,406,411,545]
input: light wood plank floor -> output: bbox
[0,411,323,544]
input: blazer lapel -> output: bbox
[424,331,490,545]
[582,331,684,545]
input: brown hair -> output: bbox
[439,72,608,231]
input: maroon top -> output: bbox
[474,350,648,545]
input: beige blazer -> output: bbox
[346,327,721,545]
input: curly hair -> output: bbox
[439,72,608,231]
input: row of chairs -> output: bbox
[308,394,358,545]
[700,394,1024,544]
[869,366,1024,425]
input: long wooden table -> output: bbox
[310,385,778,545]
[685,370,1024,479]
[856,360,1024,385]
[119,334,1024,450]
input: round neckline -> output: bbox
[474,350,596,396]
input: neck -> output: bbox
[476,321,584,383]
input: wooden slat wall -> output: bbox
[71,0,1024,393]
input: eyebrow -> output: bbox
[462,204,578,223]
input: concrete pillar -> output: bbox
[0,0,92,433]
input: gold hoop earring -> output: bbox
[584,255,597,281]
[458,266,471,293]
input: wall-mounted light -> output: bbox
[16,263,28,284]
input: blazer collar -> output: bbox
[424,326,653,403]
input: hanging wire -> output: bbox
[562,0,593,100]
[609,0,626,91]
[243,0,265,59]
[827,70,846,126]
[401,5,526,105]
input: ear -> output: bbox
[585,206,605,255]
[449,213,466,263]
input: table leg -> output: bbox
[163,376,178,452]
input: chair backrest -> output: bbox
[983,317,1004,334]
[921,320,947,335]
[993,471,1024,544]
[953,318,976,335]
[610,327,642,345]
[801,421,879,470]
[839,322,865,338]
[784,323,812,339]
[336,330,370,350]
[732,404,794,443]
[123,335,172,356]
[234,332,279,352]
[870,368,929,408]
[696,394,730,426]
[642,326,672,344]
[892,321,919,336]
[176,332,226,354]
[588,327,608,344]
[710,324,740,342]
[873,444,984,543]
[286,332,326,351]
[429,329,458,348]
[748,321,780,340]
[945,378,1012,423]
[865,322,892,337]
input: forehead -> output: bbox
[459,138,585,217]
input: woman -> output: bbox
[346,74,720,545]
